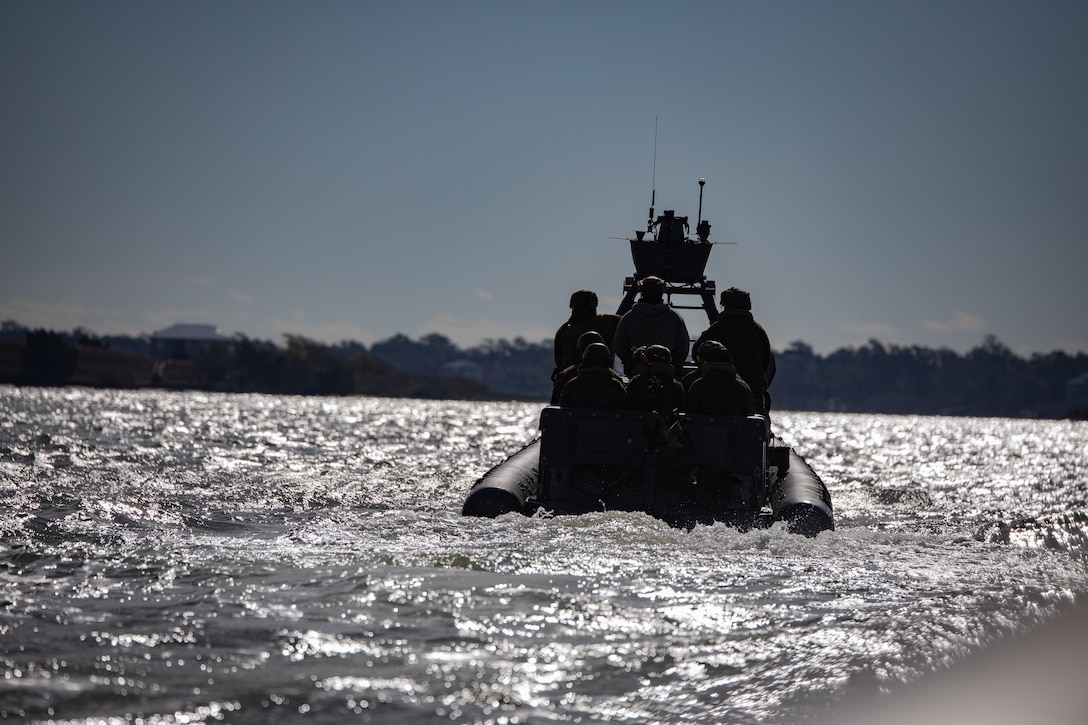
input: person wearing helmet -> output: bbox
[553,289,621,377]
[685,343,755,415]
[625,344,685,413]
[558,342,628,409]
[612,276,690,376]
[681,339,726,391]
[550,331,620,404]
[626,345,649,379]
[693,287,775,412]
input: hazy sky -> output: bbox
[3,1,1086,355]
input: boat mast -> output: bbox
[647,117,658,235]
[697,177,704,228]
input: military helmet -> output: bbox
[638,276,666,302]
[576,331,605,356]
[720,287,752,310]
[569,289,598,308]
[700,342,733,364]
[696,339,729,361]
[581,342,612,366]
[645,344,672,364]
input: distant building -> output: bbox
[1067,372,1088,410]
[443,359,483,383]
[150,324,233,359]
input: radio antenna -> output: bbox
[647,117,658,233]
[697,177,705,226]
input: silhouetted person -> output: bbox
[613,276,689,376]
[559,343,628,410]
[694,287,775,412]
[626,344,685,414]
[681,339,724,391]
[686,343,756,415]
[551,331,621,404]
[553,289,620,377]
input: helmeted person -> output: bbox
[685,342,756,416]
[552,289,620,378]
[559,342,628,410]
[681,339,721,391]
[613,276,690,376]
[551,331,621,404]
[694,287,775,412]
[626,345,650,380]
[625,344,686,414]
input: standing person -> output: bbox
[693,287,775,412]
[612,276,690,376]
[552,289,620,377]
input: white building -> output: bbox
[150,324,233,359]
[1066,372,1088,410]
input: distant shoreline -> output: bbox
[0,339,531,403]
[3,324,1087,418]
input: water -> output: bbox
[1,385,1086,723]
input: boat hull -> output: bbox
[462,439,540,518]
[772,448,835,536]
[463,407,834,535]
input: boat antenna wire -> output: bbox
[647,117,657,234]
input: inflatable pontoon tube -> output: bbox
[461,439,539,517]
[771,448,834,536]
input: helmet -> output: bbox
[569,289,598,309]
[700,342,733,364]
[720,287,752,310]
[575,331,605,356]
[646,344,672,365]
[696,339,729,361]
[581,342,612,366]
[638,276,665,302]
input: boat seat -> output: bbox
[679,413,769,476]
[539,406,652,465]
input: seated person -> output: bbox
[686,343,755,415]
[681,340,726,391]
[551,331,609,404]
[626,344,685,413]
[558,343,628,410]
[626,345,649,379]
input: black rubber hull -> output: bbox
[463,437,834,535]
[769,448,835,536]
[461,440,540,517]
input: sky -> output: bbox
[3,0,1087,356]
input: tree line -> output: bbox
[2,321,1087,418]
[772,336,1087,418]
[0,323,499,400]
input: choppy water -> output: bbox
[1,385,1086,723]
